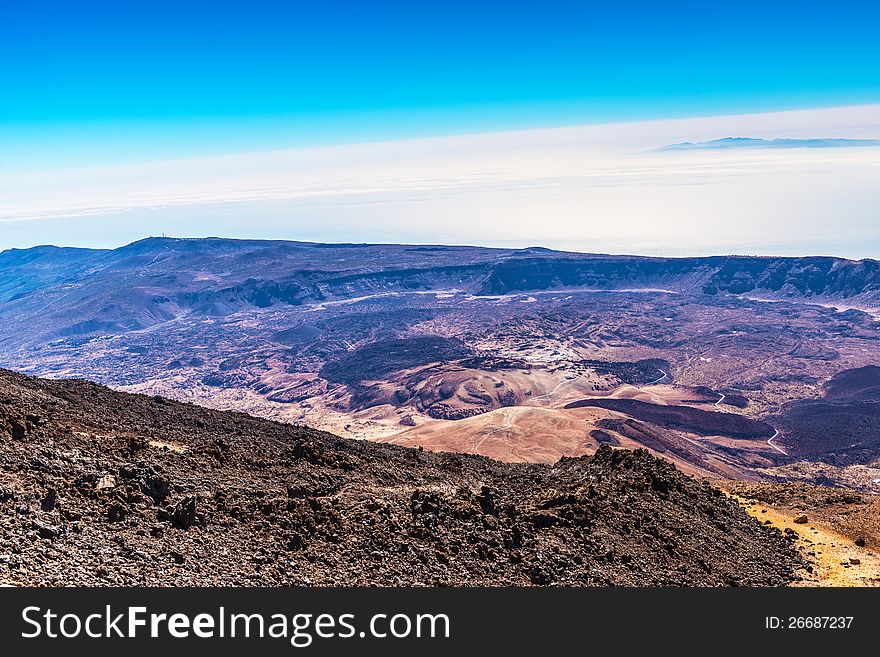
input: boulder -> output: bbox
[32,520,60,540]
[170,496,199,530]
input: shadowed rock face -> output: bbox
[0,369,800,587]
[477,254,880,299]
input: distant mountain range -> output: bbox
[659,137,880,151]
[2,238,879,322]
[0,237,877,368]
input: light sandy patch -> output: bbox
[148,439,188,453]
[733,495,880,587]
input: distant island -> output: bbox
[659,137,880,151]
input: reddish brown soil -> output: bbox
[0,369,800,587]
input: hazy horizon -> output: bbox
[3,1,879,259]
[4,231,880,263]
[3,103,880,259]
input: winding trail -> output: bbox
[529,374,581,404]
[534,366,667,404]
[521,363,790,460]
[702,390,787,456]
[646,369,668,386]
[767,428,787,455]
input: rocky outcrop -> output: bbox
[0,368,801,586]
[478,254,880,303]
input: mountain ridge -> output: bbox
[2,237,878,308]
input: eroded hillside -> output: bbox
[0,369,801,586]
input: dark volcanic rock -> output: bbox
[590,429,620,446]
[170,496,200,530]
[476,253,880,302]
[32,520,60,540]
[568,398,775,439]
[319,336,471,385]
[0,368,801,587]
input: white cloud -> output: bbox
[2,104,879,257]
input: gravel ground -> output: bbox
[0,368,801,586]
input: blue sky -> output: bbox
[3,0,879,168]
[1,1,879,257]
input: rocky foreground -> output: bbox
[0,369,801,586]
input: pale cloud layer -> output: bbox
[2,104,880,257]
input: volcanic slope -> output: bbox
[0,369,800,586]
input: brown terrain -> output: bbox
[0,369,801,586]
[2,238,880,585]
[727,482,880,586]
